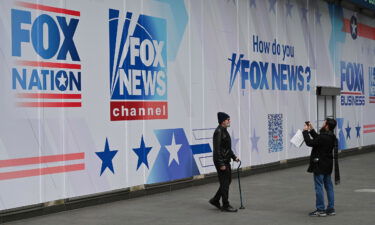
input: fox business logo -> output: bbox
[109,9,167,121]
[11,2,82,108]
[340,61,365,106]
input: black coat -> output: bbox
[213,125,237,167]
[303,129,336,175]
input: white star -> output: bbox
[57,75,67,88]
[165,133,182,166]
[351,21,357,35]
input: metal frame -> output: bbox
[316,86,339,130]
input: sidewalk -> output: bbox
[4,151,375,225]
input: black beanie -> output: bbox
[217,112,230,124]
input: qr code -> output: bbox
[268,114,283,153]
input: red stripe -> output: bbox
[0,153,84,168]
[363,124,375,128]
[343,19,351,33]
[370,101,375,103]
[358,23,375,40]
[364,129,375,134]
[16,93,82,99]
[0,164,85,181]
[17,102,82,107]
[16,60,81,69]
[342,18,375,40]
[341,92,363,95]
[15,1,80,16]
[369,97,375,99]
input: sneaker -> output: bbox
[308,210,327,217]
[326,208,336,216]
[222,205,238,212]
[209,198,221,210]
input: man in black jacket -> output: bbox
[303,118,339,217]
[209,112,239,212]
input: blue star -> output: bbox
[250,128,260,152]
[355,123,361,138]
[250,0,256,8]
[96,138,118,176]
[286,0,293,18]
[315,8,322,24]
[231,130,240,155]
[301,7,308,21]
[345,122,351,140]
[133,135,152,170]
[269,0,277,13]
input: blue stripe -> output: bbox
[191,144,212,155]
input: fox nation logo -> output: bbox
[109,9,167,121]
[11,2,82,108]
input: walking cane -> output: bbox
[237,160,245,209]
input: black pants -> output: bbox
[213,164,232,207]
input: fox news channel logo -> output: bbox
[109,9,168,121]
[11,1,82,108]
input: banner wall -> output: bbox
[0,0,374,210]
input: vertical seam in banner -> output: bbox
[201,0,205,132]
[124,0,128,187]
[276,0,279,161]
[238,0,241,162]
[187,0,193,173]
[247,0,251,164]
